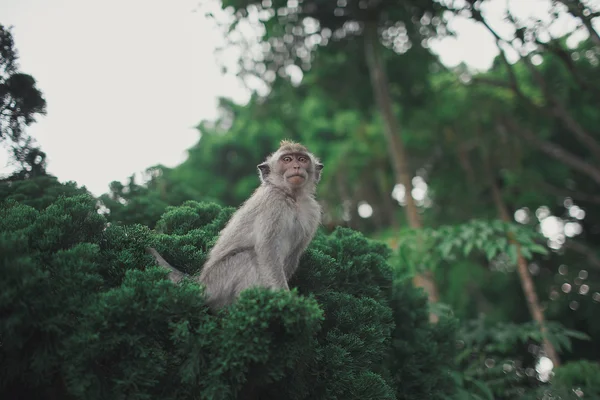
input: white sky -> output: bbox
[0,0,248,195]
[0,0,593,196]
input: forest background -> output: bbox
[2,0,600,399]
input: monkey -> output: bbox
[197,140,324,310]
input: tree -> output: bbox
[213,0,447,312]
[173,81,402,234]
[0,194,458,400]
[99,166,204,229]
[0,173,90,210]
[0,24,47,175]
[429,0,600,368]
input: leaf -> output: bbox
[545,331,562,352]
[439,240,454,259]
[520,246,532,260]
[528,243,548,255]
[456,347,473,363]
[555,333,572,353]
[228,19,240,33]
[463,240,474,257]
[496,237,508,253]
[564,329,591,341]
[460,225,476,240]
[448,370,464,386]
[490,219,505,232]
[468,377,494,400]
[483,242,497,261]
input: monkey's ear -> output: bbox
[314,163,324,183]
[257,162,270,182]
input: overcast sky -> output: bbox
[0,0,589,195]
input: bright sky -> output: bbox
[0,0,592,196]
[0,0,248,195]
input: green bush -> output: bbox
[552,360,600,399]
[0,174,89,210]
[0,195,458,399]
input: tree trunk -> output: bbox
[363,20,440,319]
[482,155,561,367]
[376,167,400,230]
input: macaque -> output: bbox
[197,140,323,310]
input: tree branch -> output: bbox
[557,0,600,46]
[564,240,600,271]
[471,77,515,90]
[540,181,600,205]
[470,4,600,161]
[468,6,525,94]
[146,247,189,283]
[519,53,600,160]
[504,7,600,160]
[480,143,561,367]
[500,118,600,186]
[532,37,598,93]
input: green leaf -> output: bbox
[496,237,508,253]
[528,243,548,255]
[483,242,497,261]
[463,240,474,257]
[468,377,494,400]
[439,240,454,259]
[564,329,591,341]
[520,246,532,260]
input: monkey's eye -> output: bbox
[282,156,292,162]
[298,156,308,162]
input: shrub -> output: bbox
[0,195,457,399]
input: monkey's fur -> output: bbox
[198,140,324,310]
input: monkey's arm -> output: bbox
[254,207,291,290]
[283,246,303,281]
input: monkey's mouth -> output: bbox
[287,174,306,184]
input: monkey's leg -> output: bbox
[204,245,292,312]
[229,251,292,297]
[201,251,263,309]
[254,242,289,290]
[258,265,290,291]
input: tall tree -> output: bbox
[214,0,446,315]
[0,24,47,176]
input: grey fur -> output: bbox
[198,142,323,309]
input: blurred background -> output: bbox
[1,0,600,398]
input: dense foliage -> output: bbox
[0,24,47,178]
[0,194,457,400]
[2,0,600,398]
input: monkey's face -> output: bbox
[257,143,323,189]
[279,152,310,187]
